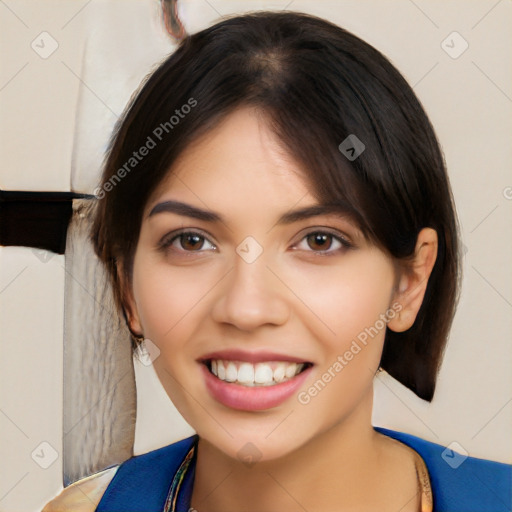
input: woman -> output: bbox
[43,10,511,512]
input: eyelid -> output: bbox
[157,226,355,255]
[292,226,354,249]
[157,228,217,252]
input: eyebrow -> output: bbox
[148,199,360,227]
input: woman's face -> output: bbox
[128,107,400,462]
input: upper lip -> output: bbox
[198,349,312,364]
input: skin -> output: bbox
[124,107,438,512]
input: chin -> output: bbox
[202,424,311,466]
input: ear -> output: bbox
[388,227,438,333]
[116,261,143,336]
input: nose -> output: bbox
[210,252,291,332]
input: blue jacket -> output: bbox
[96,427,512,511]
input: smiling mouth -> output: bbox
[202,359,314,387]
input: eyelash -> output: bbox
[157,228,354,257]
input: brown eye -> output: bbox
[159,230,216,253]
[294,230,352,255]
[179,233,205,251]
[306,233,334,251]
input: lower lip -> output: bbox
[200,363,313,411]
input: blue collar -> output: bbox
[97,427,511,511]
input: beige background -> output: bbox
[0,1,511,510]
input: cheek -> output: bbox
[280,254,395,349]
[290,258,393,420]
[131,256,217,343]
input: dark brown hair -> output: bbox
[91,11,461,401]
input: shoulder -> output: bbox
[374,426,512,512]
[42,436,198,511]
[108,434,197,480]
[42,466,119,512]
[94,435,198,510]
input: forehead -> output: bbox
[147,107,314,212]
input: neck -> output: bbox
[190,389,387,512]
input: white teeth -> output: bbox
[208,359,308,387]
[285,364,298,378]
[217,361,226,380]
[254,363,273,384]
[273,363,286,382]
[225,362,238,382]
[237,363,255,384]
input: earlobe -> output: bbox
[125,298,143,337]
[117,262,143,336]
[388,228,438,333]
